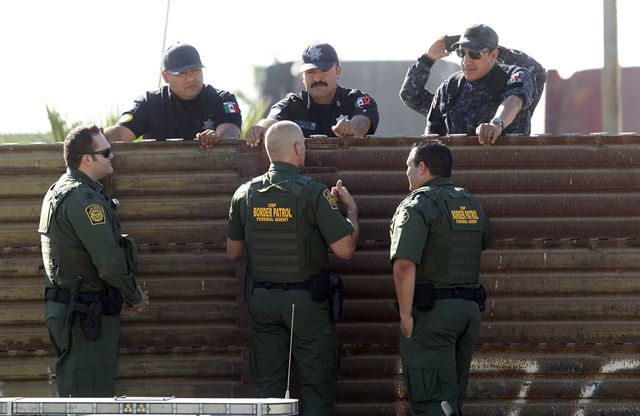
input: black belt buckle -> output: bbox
[282,283,289,290]
[450,288,460,299]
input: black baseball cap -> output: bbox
[452,24,499,51]
[163,43,204,74]
[299,42,339,73]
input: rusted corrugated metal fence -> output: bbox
[1,136,639,415]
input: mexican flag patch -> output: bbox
[223,101,239,113]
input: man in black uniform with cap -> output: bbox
[245,42,379,146]
[105,43,242,148]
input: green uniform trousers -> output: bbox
[249,287,339,416]
[45,301,121,397]
[400,298,481,416]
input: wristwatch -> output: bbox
[490,117,504,129]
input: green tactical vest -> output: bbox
[246,175,328,283]
[38,176,100,288]
[414,185,485,285]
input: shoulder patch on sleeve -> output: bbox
[323,189,339,210]
[223,101,240,113]
[118,113,133,124]
[399,209,410,227]
[354,94,372,109]
[507,71,524,86]
[85,204,106,225]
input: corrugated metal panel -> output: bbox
[1,136,639,415]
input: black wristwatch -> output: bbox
[490,117,504,129]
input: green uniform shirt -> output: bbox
[389,176,491,288]
[228,162,353,266]
[39,168,140,305]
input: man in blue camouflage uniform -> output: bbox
[400,24,546,145]
[245,42,379,146]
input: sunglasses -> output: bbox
[88,147,112,158]
[455,48,488,60]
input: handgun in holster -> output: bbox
[64,275,103,340]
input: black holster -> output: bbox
[309,273,344,321]
[78,301,103,340]
[413,282,436,312]
[60,276,122,341]
[244,270,254,303]
[329,273,344,321]
[309,273,330,302]
[102,285,123,315]
[475,285,487,312]
[66,295,103,341]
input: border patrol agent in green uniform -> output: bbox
[390,140,491,416]
[227,121,359,416]
[38,125,149,397]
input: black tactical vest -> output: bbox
[414,185,486,285]
[38,176,99,288]
[246,175,328,282]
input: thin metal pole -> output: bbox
[602,0,621,133]
[157,0,171,89]
[285,304,295,399]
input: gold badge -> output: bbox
[118,113,133,124]
[399,210,410,227]
[85,204,106,225]
[323,189,339,210]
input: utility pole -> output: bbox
[158,0,171,89]
[602,0,621,133]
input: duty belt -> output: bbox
[433,287,481,302]
[254,281,310,290]
[44,287,101,304]
[433,286,486,311]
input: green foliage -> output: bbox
[44,105,121,143]
[0,133,52,144]
[235,91,270,139]
[102,109,121,129]
[46,105,79,143]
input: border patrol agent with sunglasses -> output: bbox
[227,121,359,416]
[39,125,149,397]
[400,24,545,145]
[390,140,491,416]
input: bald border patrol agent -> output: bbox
[38,125,149,397]
[227,120,359,416]
[390,140,491,416]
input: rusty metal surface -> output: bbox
[1,136,639,414]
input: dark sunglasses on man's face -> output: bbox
[88,147,112,158]
[456,48,488,60]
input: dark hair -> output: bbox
[410,139,452,177]
[64,125,102,169]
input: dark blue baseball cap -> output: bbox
[299,42,339,73]
[452,24,499,51]
[163,43,204,74]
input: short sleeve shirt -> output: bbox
[390,177,492,286]
[117,84,242,140]
[389,185,441,266]
[266,86,379,137]
[228,162,353,245]
[41,169,140,304]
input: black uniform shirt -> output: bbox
[117,84,242,140]
[267,86,379,137]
